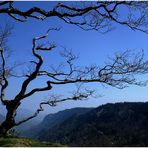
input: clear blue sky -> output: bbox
[0,1,148,116]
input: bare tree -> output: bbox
[0,1,148,136]
[0,29,148,136]
[0,1,147,33]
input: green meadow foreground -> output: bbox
[0,137,64,147]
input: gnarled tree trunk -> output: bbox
[0,115,15,136]
[0,118,15,136]
[0,100,20,137]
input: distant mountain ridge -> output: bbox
[36,102,148,146]
[15,108,44,135]
[2,102,148,146]
[22,107,93,138]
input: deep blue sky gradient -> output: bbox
[0,1,148,116]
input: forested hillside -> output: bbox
[35,102,148,147]
[23,107,93,138]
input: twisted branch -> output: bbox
[15,89,94,126]
[0,2,147,33]
[14,29,58,101]
[0,48,8,104]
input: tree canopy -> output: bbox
[0,1,148,136]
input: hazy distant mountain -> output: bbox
[14,108,44,136]
[37,102,148,147]
[23,107,93,138]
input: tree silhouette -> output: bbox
[0,1,148,136]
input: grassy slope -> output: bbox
[0,137,64,147]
